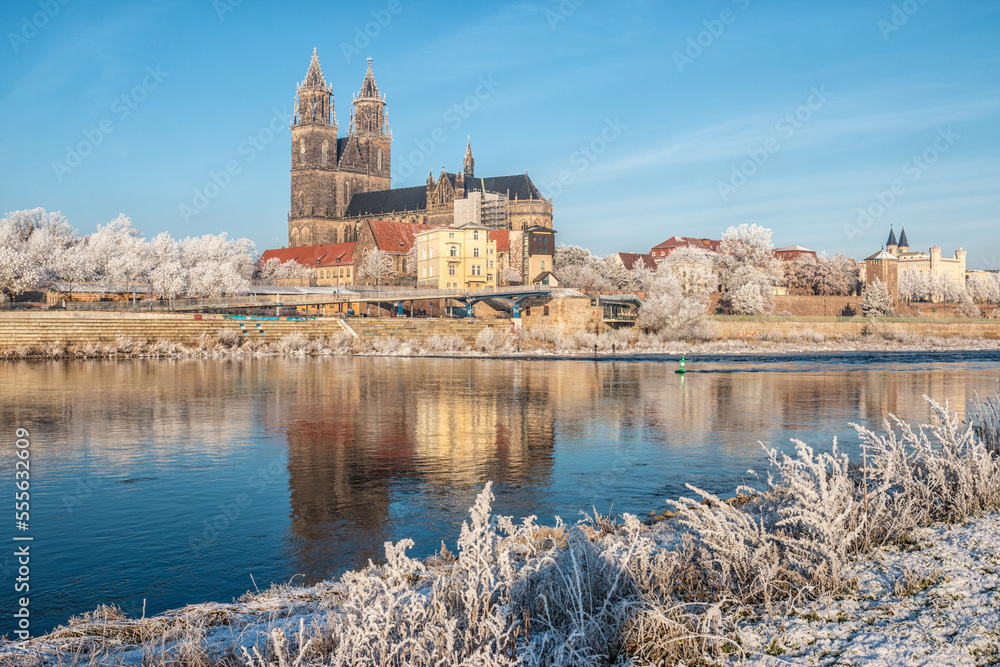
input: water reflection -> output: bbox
[0,353,997,637]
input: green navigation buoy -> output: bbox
[675,355,686,374]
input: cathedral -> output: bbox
[287,50,553,248]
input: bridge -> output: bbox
[57,284,557,317]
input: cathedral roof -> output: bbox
[358,57,380,98]
[345,186,427,217]
[886,227,897,247]
[444,172,544,200]
[302,48,327,88]
[898,226,909,247]
[344,173,545,217]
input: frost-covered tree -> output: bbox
[661,246,717,295]
[784,253,858,296]
[0,246,40,300]
[255,257,312,285]
[500,265,522,286]
[716,224,779,315]
[358,248,395,286]
[636,271,708,338]
[861,278,895,316]
[898,270,969,304]
[602,255,631,290]
[178,233,254,297]
[968,273,1000,304]
[553,245,614,290]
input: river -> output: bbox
[1,351,998,636]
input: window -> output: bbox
[540,260,545,270]
[449,265,456,276]
[429,248,434,258]
[450,246,458,257]
[473,247,480,257]
[422,249,427,260]
[422,267,426,277]
[377,147,382,171]
[473,230,480,240]
[430,266,434,276]
[299,140,305,165]
[471,265,482,276]
[543,305,549,316]
[488,248,494,254]
[448,232,455,238]
[321,139,328,165]
[487,274,493,282]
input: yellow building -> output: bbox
[415,223,497,289]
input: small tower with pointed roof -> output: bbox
[898,226,909,253]
[463,138,475,179]
[886,226,898,256]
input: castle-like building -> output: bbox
[288,50,553,248]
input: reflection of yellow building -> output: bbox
[415,224,497,289]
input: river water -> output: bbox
[2,351,998,636]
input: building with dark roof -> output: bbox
[288,50,553,249]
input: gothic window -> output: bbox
[376,147,382,171]
[344,181,351,204]
[299,140,305,165]
[331,228,338,243]
[321,140,328,166]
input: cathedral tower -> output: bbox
[289,49,341,245]
[336,57,391,212]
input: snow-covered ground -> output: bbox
[732,512,1000,666]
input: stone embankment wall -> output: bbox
[0,312,505,349]
[712,318,1000,340]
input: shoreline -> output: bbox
[2,334,999,361]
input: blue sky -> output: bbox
[1,0,998,266]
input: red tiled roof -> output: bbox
[489,229,510,253]
[650,236,721,258]
[617,252,657,271]
[260,242,355,268]
[369,219,419,255]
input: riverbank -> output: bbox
[3,398,998,666]
[3,311,1000,360]
[1,321,1000,360]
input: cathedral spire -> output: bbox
[463,137,474,179]
[898,225,909,249]
[358,56,381,99]
[886,226,897,248]
[302,47,327,88]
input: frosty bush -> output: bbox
[861,278,895,317]
[216,329,242,348]
[476,326,507,353]
[277,333,310,353]
[425,334,467,352]
[955,300,981,319]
